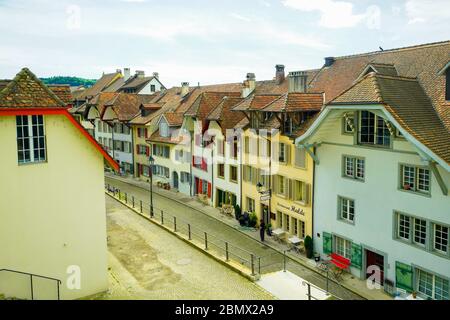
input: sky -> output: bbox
[0,0,449,87]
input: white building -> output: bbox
[295,41,450,300]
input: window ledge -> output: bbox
[342,175,365,183]
[397,188,431,198]
[18,160,48,166]
[338,219,355,226]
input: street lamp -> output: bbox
[149,155,155,218]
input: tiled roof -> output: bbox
[0,68,66,108]
[206,96,245,130]
[232,94,282,111]
[48,85,74,105]
[262,92,324,112]
[119,75,159,92]
[330,72,450,164]
[0,80,11,91]
[148,129,184,145]
[103,93,156,121]
[308,40,450,129]
[73,72,122,101]
[164,112,184,126]
[184,91,241,120]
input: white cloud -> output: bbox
[282,0,381,29]
[405,0,450,25]
[230,13,252,22]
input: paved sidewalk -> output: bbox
[105,173,392,300]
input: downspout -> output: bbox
[211,144,214,206]
[239,134,243,208]
[129,123,135,176]
[190,130,193,197]
[312,146,316,244]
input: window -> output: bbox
[153,144,170,158]
[334,236,352,259]
[398,214,411,241]
[217,139,225,156]
[433,224,449,254]
[358,111,391,147]
[343,113,354,134]
[279,143,287,163]
[295,147,306,168]
[413,218,427,247]
[285,214,290,232]
[293,219,298,235]
[218,164,225,178]
[153,165,169,178]
[180,172,191,184]
[244,136,250,154]
[293,180,307,203]
[230,165,238,182]
[160,121,169,138]
[299,220,306,239]
[246,197,255,213]
[343,156,365,180]
[339,197,355,223]
[16,115,46,164]
[417,269,449,300]
[277,175,286,196]
[284,117,293,135]
[150,84,156,92]
[401,165,430,194]
[231,138,238,159]
[277,211,283,229]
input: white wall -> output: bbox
[0,114,108,300]
[312,110,450,287]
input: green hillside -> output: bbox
[40,76,96,87]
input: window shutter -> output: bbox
[295,147,306,168]
[273,175,278,194]
[146,146,150,156]
[207,183,212,198]
[152,144,156,155]
[323,232,332,254]
[351,243,362,269]
[145,128,148,138]
[288,179,294,200]
[198,179,202,194]
[395,262,413,292]
[286,144,291,165]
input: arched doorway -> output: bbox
[173,172,179,189]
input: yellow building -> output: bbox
[0,68,118,300]
[235,70,323,240]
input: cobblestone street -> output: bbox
[105,175,368,300]
[100,195,275,300]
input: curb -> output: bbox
[106,192,260,283]
[106,175,369,300]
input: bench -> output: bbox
[329,253,351,281]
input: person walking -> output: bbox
[260,219,266,242]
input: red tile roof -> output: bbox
[262,92,324,112]
[0,68,66,108]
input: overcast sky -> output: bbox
[0,0,449,87]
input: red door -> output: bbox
[366,250,384,285]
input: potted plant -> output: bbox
[266,223,273,236]
[412,291,417,299]
[234,204,242,220]
[304,236,313,259]
[249,213,257,228]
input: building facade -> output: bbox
[0,68,118,300]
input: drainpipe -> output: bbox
[312,146,316,246]
[189,130,193,197]
[129,123,135,176]
[211,144,214,207]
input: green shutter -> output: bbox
[396,261,413,292]
[323,232,332,254]
[351,243,362,269]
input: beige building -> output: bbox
[0,68,118,300]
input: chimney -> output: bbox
[181,82,190,97]
[242,73,256,98]
[116,69,122,74]
[136,70,145,78]
[275,64,285,84]
[153,72,159,79]
[288,71,308,93]
[123,68,131,81]
[324,57,335,67]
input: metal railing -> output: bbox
[105,183,351,300]
[106,184,257,276]
[0,269,62,300]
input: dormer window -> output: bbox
[358,111,391,147]
[160,120,169,137]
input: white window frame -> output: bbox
[16,115,46,164]
[433,223,449,255]
[416,268,449,300]
[401,164,431,195]
[334,236,352,259]
[339,197,355,223]
[343,155,365,181]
